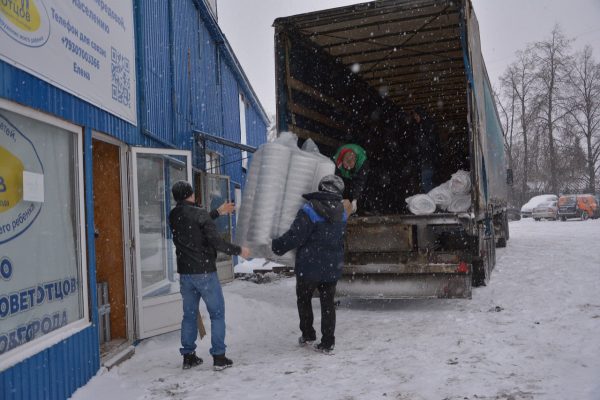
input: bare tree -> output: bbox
[566,45,600,193]
[500,48,538,203]
[533,26,573,195]
[494,84,517,204]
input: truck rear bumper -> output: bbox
[338,264,472,299]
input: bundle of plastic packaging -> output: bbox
[427,181,452,211]
[449,170,471,195]
[405,194,437,215]
[447,193,471,212]
[407,170,472,215]
[235,133,335,263]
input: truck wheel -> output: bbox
[472,258,489,287]
[561,216,566,221]
[473,226,494,287]
[495,212,508,248]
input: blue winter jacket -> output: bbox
[272,191,347,282]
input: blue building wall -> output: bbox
[0,0,267,398]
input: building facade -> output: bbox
[0,1,268,398]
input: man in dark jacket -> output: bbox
[410,107,439,192]
[169,181,250,370]
[271,175,347,354]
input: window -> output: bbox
[206,150,221,174]
[0,101,88,370]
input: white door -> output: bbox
[130,147,192,339]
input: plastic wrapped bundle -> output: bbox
[235,133,334,262]
[449,170,471,195]
[234,149,262,245]
[428,181,452,211]
[406,194,436,215]
[275,151,333,237]
[447,194,471,212]
[235,135,294,258]
[246,144,292,250]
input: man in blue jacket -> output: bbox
[271,175,347,354]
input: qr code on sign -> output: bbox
[111,47,131,107]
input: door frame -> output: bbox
[130,147,192,339]
[91,131,136,342]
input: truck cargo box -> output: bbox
[273,0,510,298]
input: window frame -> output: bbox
[0,98,90,372]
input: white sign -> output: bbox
[22,171,44,203]
[0,0,137,125]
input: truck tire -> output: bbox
[473,224,494,287]
[496,213,508,248]
[472,258,488,287]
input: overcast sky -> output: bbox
[217,0,600,116]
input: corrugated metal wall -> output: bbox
[137,0,175,146]
[0,0,267,398]
[140,0,269,163]
[0,327,99,400]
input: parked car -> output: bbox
[558,194,598,221]
[532,201,558,221]
[595,194,600,218]
[521,194,558,218]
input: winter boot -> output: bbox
[298,336,316,347]
[314,342,335,355]
[182,352,203,369]
[213,354,233,371]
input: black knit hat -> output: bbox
[171,180,194,202]
[318,174,344,195]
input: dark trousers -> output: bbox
[296,278,337,347]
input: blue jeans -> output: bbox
[180,272,226,356]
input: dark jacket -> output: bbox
[272,192,347,282]
[412,108,438,168]
[335,159,369,202]
[169,201,241,274]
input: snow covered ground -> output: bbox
[71,219,600,400]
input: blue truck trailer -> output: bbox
[273,0,510,298]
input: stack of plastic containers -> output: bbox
[235,133,335,264]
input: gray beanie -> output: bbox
[318,174,344,195]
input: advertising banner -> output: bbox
[0,0,137,125]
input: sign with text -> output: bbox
[0,0,137,125]
[0,108,84,361]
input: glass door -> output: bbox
[194,171,234,283]
[130,147,191,339]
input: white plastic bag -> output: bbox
[428,181,452,211]
[406,194,436,215]
[447,194,471,212]
[449,170,471,195]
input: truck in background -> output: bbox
[273,0,511,298]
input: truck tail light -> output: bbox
[457,262,469,273]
